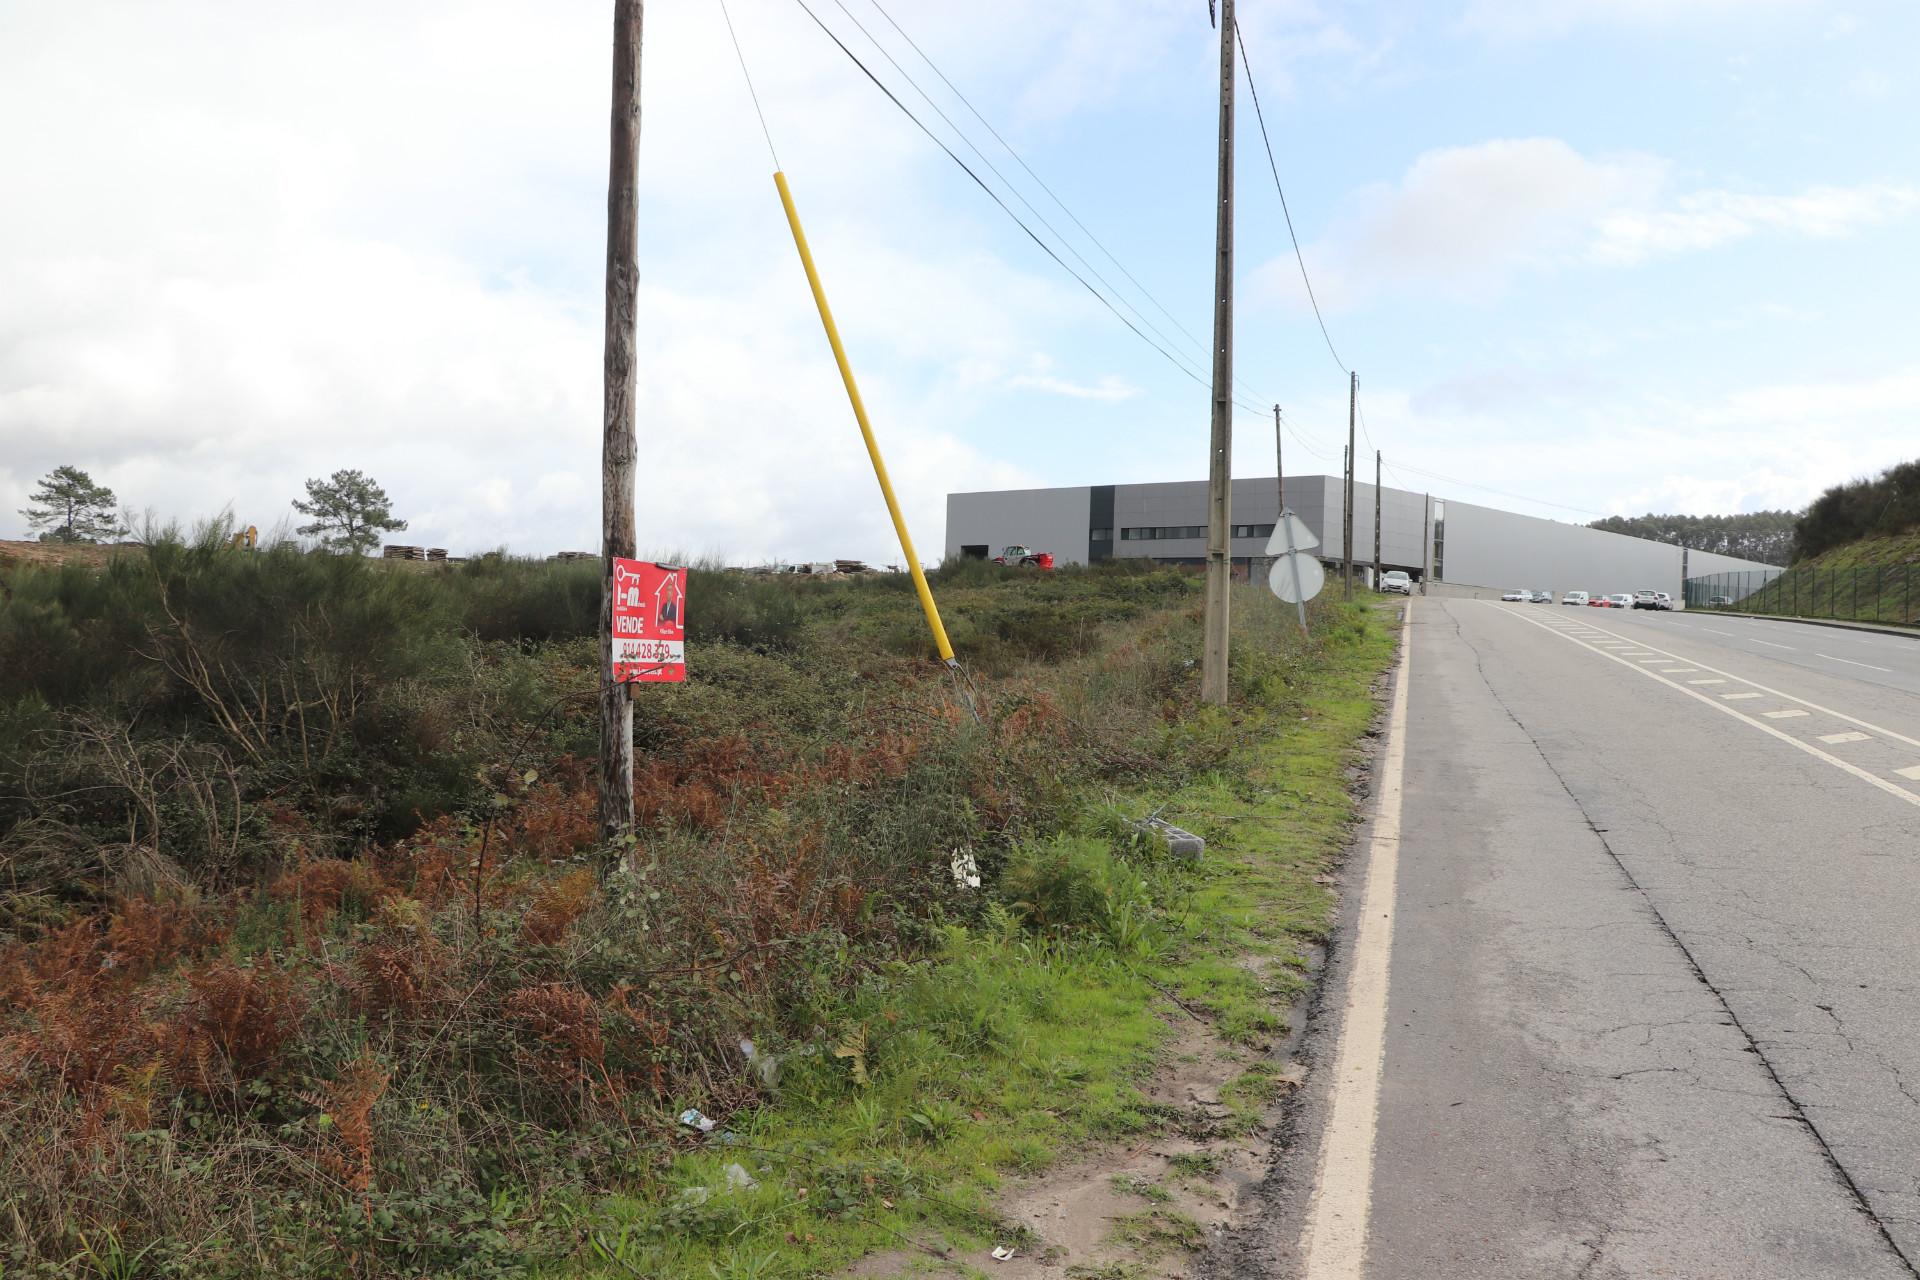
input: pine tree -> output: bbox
[21,465,127,543]
[292,470,408,555]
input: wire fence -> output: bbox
[1685,567,1919,628]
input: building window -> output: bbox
[1231,523,1275,539]
[1431,500,1446,582]
[1120,525,1207,541]
[1089,528,1112,542]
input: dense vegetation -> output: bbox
[1791,459,1920,562]
[0,526,1389,1277]
[1588,510,1795,565]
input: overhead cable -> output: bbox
[829,0,1216,389]
[1234,21,1349,379]
[859,0,1218,366]
[789,0,1233,402]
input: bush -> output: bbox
[1794,459,1920,561]
[996,836,1162,957]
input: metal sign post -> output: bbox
[1265,509,1323,635]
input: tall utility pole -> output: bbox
[1269,403,1284,580]
[1344,371,1357,600]
[1373,449,1383,586]
[1421,492,1432,595]
[598,0,642,846]
[1199,0,1235,707]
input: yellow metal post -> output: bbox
[774,170,957,664]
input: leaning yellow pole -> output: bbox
[774,170,957,664]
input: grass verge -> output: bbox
[556,600,1398,1279]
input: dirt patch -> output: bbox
[0,539,131,571]
[847,1009,1304,1280]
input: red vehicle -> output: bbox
[992,544,1055,569]
[1587,594,1610,607]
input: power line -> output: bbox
[788,0,1230,402]
[1234,21,1348,379]
[716,0,782,168]
[1383,459,1607,519]
[826,0,1216,391]
[859,0,1217,364]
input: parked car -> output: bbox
[1652,591,1673,611]
[1587,593,1610,606]
[1562,590,1589,606]
[1631,590,1661,610]
[1607,593,1635,609]
[1709,595,1734,607]
[1380,570,1412,595]
[1501,589,1528,602]
[1531,590,1554,603]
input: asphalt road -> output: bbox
[1244,598,1920,1280]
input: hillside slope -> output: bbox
[1704,531,1920,625]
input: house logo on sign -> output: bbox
[655,573,683,632]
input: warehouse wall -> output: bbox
[1439,499,1683,597]
[945,486,1090,565]
[946,481,1782,593]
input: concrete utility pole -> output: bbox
[1272,404,1284,514]
[1200,0,1235,706]
[1344,371,1356,600]
[1421,492,1432,595]
[598,0,642,847]
[1270,403,1284,580]
[1374,448,1383,586]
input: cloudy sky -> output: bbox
[3,0,1916,562]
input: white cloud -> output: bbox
[1007,356,1140,401]
[1271,364,1920,526]
[1259,137,1918,308]
[1462,0,1817,42]
[2,0,1222,563]
[1591,182,1920,264]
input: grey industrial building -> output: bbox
[946,475,1782,601]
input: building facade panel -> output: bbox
[944,486,1091,565]
[945,477,1782,594]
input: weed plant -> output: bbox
[0,529,1388,1277]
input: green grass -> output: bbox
[552,599,1399,1278]
[1705,532,1920,626]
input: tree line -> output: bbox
[18,465,408,555]
[1790,460,1920,561]
[1588,510,1798,566]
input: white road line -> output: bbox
[1818,653,1893,673]
[1750,638,1796,650]
[1486,604,1920,812]
[1820,732,1871,744]
[1689,678,1727,685]
[1546,616,1920,752]
[1298,603,1411,1279]
[1763,709,1810,719]
[1899,766,1920,781]
[1723,692,1764,700]
[1704,628,1737,636]
[1665,667,1700,674]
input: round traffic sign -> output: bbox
[1268,552,1325,604]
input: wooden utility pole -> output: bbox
[1200,0,1235,706]
[599,0,642,846]
[1373,449,1382,586]
[1344,372,1357,600]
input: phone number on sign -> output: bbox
[615,639,683,665]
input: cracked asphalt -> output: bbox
[1249,600,1920,1279]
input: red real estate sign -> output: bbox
[611,558,686,683]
